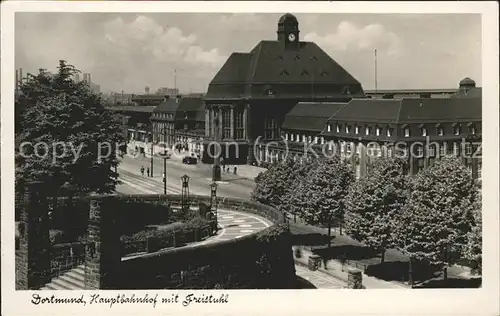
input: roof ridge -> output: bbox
[395,98,404,124]
[248,42,264,88]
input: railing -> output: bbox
[50,242,89,280]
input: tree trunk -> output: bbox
[443,266,448,281]
[327,221,332,249]
[380,249,386,263]
[339,221,343,235]
[408,257,413,287]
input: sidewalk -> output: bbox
[293,246,409,289]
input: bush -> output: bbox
[49,229,66,245]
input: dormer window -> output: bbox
[404,128,410,137]
[468,123,476,135]
[310,56,317,61]
[365,126,370,135]
[280,70,289,76]
[346,126,351,134]
[294,55,301,61]
[301,70,309,76]
[327,124,331,132]
[266,89,274,96]
[336,125,341,133]
[454,125,460,135]
[387,128,393,137]
[438,127,444,136]
[320,71,328,76]
[343,87,352,95]
[277,55,283,61]
[355,126,359,134]
[421,127,427,136]
[376,127,381,136]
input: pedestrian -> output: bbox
[140,166,144,176]
[233,166,237,175]
[146,167,150,177]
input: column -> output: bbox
[84,198,121,289]
[423,145,429,170]
[205,108,210,137]
[243,105,248,140]
[210,107,215,139]
[359,142,368,178]
[230,105,235,139]
[350,142,357,174]
[17,181,51,290]
[218,107,223,140]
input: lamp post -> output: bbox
[212,108,221,181]
[181,174,190,212]
[149,129,154,177]
[162,128,168,194]
[210,181,218,226]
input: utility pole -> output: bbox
[374,48,378,95]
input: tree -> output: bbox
[463,192,482,275]
[393,157,478,281]
[251,158,311,214]
[344,157,409,263]
[294,157,354,248]
[15,61,125,199]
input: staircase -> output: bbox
[41,265,86,290]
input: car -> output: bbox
[182,156,198,165]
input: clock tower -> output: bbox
[277,13,300,49]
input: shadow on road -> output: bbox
[414,277,482,288]
[365,260,440,283]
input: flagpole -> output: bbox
[374,49,378,95]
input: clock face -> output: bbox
[288,33,296,42]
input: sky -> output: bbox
[15,13,481,94]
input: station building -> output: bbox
[202,13,364,164]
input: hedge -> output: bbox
[121,216,216,256]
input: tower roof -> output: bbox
[278,13,298,24]
[459,77,476,86]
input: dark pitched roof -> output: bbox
[177,97,204,112]
[331,99,402,123]
[397,98,481,123]
[106,105,156,113]
[328,97,481,124]
[154,97,179,113]
[207,40,364,99]
[282,102,347,131]
[450,87,482,99]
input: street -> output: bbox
[117,154,255,199]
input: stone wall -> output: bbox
[117,223,295,289]
[88,194,294,289]
[50,242,89,280]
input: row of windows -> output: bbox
[153,113,174,120]
[326,123,477,137]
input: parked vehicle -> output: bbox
[182,156,198,165]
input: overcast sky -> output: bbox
[15,13,481,94]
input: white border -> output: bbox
[1,2,499,315]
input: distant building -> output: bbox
[155,87,180,96]
[145,86,150,94]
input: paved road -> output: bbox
[118,155,255,200]
[116,161,272,244]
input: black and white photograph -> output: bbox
[2,2,499,315]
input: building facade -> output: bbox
[151,96,205,154]
[203,13,365,164]
[276,78,482,179]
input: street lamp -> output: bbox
[162,128,168,195]
[181,174,190,212]
[149,129,154,178]
[210,181,218,226]
[212,108,221,181]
